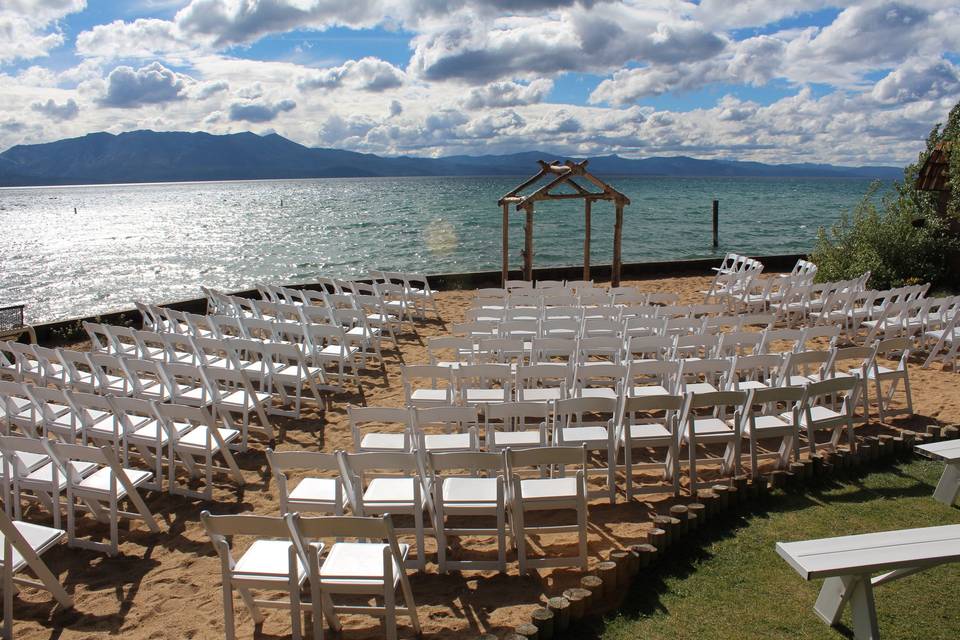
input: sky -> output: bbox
[1,1,959,165]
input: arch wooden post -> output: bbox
[612,200,624,287]
[583,199,592,281]
[501,201,509,286]
[523,204,534,282]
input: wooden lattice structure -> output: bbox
[498,160,631,286]
[916,141,951,217]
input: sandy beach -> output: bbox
[11,273,960,640]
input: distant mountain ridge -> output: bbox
[0,130,903,187]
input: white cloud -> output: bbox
[75,18,204,62]
[228,98,296,122]
[0,0,86,63]
[871,57,960,104]
[30,97,79,121]
[100,62,191,108]
[462,79,553,109]
[298,57,405,92]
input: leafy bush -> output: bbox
[811,183,958,289]
[811,100,960,290]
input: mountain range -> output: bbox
[0,130,904,187]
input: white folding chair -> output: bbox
[483,401,550,452]
[348,405,413,452]
[423,450,508,573]
[553,396,618,503]
[46,440,159,556]
[267,449,348,516]
[1,508,73,640]
[336,451,433,570]
[793,377,859,456]
[869,337,914,421]
[286,513,420,640]
[412,405,480,452]
[503,445,588,574]
[739,386,803,478]
[401,365,455,408]
[619,394,683,499]
[201,511,310,640]
[678,390,746,493]
[151,402,244,500]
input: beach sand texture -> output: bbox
[10,274,959,639]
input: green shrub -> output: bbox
[811,100,960,290]
[811,182,957,289]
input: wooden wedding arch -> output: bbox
[498,160,631,286]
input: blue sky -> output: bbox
[1,1,959,164]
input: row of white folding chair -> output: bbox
[412,335,912,424]
[254,278,420,330]
[266,445,588,576]
[12,339,277,449]
[201,509,419,640]
[250,286,410,344]
[0,380,246,501]
[703,255,764,303]
[454,313,777,344]
[808,283,930,333]
[921,305,960,370]
[370,270,441,320]
[194,293,389,368]
[87,319,361,394]
[0,434,160,556]
[773,273,871,324]
[862,294,960,346]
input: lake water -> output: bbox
[0,175,883,323]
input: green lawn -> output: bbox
[600,459,960,640]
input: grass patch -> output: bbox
[600,459,960,640]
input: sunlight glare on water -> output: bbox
[0,175,882,323]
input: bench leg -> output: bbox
[932,462,960,506]
[814,575,880,640]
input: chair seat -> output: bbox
[685,418,734,441]
[1,451,48,474]
[793,405,844,426]
[177,425,240,451]
[359,432,408,451]
[289,477,347,507]
[422,433,474,451]
[442,477,499,504]
[220,389,271,409]
[624,422,672,441]
[77,466,152,497]
[784,375,816,387]
[409,389,450,403]
[630,385,671,397]
[519,477,579,500]
[0,521,64,573]
[490,430,542,447]
[233,539,307,583]
[319,542,405,586]
[363,477,417,505]
[744,414,793,434]
[574,388,618,401]
[518,388,562,402]
[23,461,98,489]
[558,425,610,445]
[685,382,718,395]
[130,419,191,446]
[736,380,769,391]
[177,386,210,404]
[464,389,508,403]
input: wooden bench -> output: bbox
[916,439,960,505]
[776,524,960,639]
